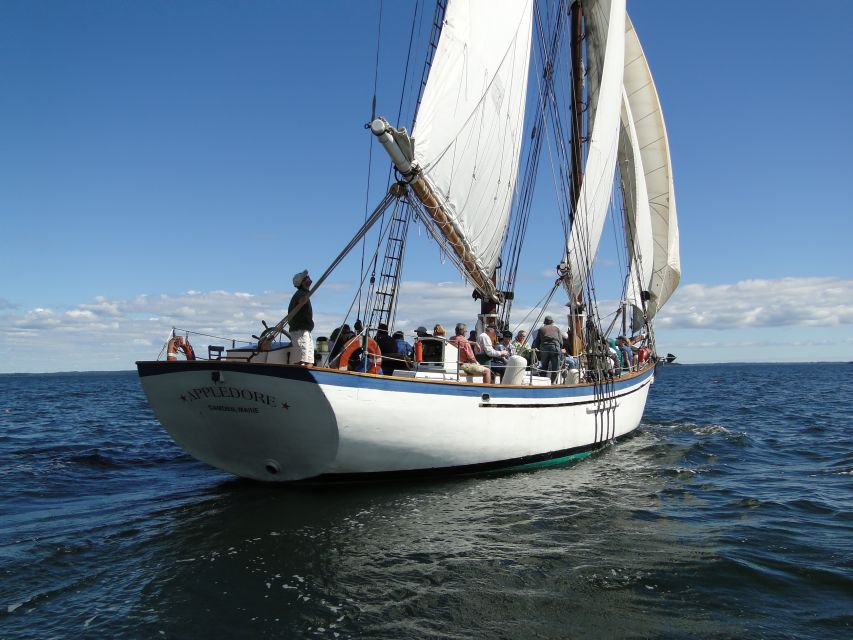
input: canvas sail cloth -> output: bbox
[619,86,654,329]
[411,0,533,295]
[622,14,680,318]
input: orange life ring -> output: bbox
[337,336,382,374]
[167,336,196,361]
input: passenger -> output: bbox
[354,319,364,334]
[375,323,403,376]
[468,329,478,343]
[374,323,398,358]
[288,270,314,366]
[607,341,620,371]
[561,334,579,371]
[532,315,564,384]
[328,326,340,353]
[512,330,534,366]
[449,323,492,384]
[415,326,431,338]
[616,336,634,370]
[329,323,354,365]
[477,324,508,381]
[433,324,447,339]
[608,337,625,370]
[393,330,413,358]
[500,330,514,356]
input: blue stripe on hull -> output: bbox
[136,360,654,400]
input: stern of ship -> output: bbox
[136,361,339,481]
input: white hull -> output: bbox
[137,361,654,482]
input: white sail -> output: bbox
[623,14,680,317]
[566,0,626,297]
[411,0,533,284]
[619,86,654,317]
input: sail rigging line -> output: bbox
[509,278,562,340]
[563,1,609,357]
[363,196,410,332]
[361,1,432,327]
[498,0,569,325]
[329,204,404,365]
[395,0,421,127]
[358,0,388,327]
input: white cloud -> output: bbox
[1,276,851,372]
[656,277,853,330]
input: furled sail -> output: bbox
[566,0,626,297]
[622,14,680,318]
[411,0,534,293]
[619,86,654,322]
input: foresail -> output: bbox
[623,14,680,318]
[566,0,626,298]
[412,0,533,288]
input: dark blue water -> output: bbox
[1,364,851,638]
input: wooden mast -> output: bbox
[569,0,585,357]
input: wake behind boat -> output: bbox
[137,0,680,482]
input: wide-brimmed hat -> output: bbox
[292,269,309,287]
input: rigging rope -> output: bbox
[359,0,386,324]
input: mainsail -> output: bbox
[410,0,534,298]
[373,0,678,319]
[622,14,680,318]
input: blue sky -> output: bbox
[2,0,852,373]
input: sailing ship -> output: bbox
[137,0,680,482]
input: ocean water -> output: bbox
[0,364,850,639]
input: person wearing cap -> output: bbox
[532,315,565,383]
[288,270,314,366]
[414,326,431,338]
[476,324,508,381]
